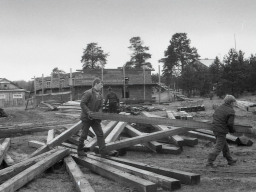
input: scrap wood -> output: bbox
[125,124,162,153]
[104,156,200,185]
[0,148,69,192]
[0,148,60,184]
[90,112,254,134]
[40,101,57,110]
[184,131,216,142]
[47,129,55,144]
[72,155,157,192]
[86,154,181,191]
[28,140,45,148]
[64,156,95,192]
[0,138,11,165]
[28,121,82,158]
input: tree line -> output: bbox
[14,33,256,98]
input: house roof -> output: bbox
[198,59,214,67]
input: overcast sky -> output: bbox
[1,0,256,81]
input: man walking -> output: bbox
[104,87,119,113]
[206,95,238,167]
[78,78,106,157]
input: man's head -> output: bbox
[224,94,236,105]
[92,78,103,91]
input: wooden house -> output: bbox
[0,78,27,107]
[34,68,156,103]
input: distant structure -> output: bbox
[198,58,214,67]
[0,78,27,107]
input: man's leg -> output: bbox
[207,132,226,166]
[91,120,106,156]
[222,141,237,165]
[77,120,90,156]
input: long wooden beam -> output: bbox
[104,156,200,185]
[90,112,254,134]
[64,156,95,192]
[28,121,82,158]
[86,154,181,191]
[0,149,69,191]
[104,127,191,152]
[72,155,157,192]
[0,148,60,184]
[125,125,162,152]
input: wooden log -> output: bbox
[28,121,82,158]
[90,112,254,134]
[86,154,181,190]
[104,127,191,152]
[40,101,57,110]
[72,155,157,192]
[0,148,65,185]
[64,156,95,192]
[0,138,11,165]
[104,156,200,185]
[180,136,198,147]
[84,121,118,150]
[61,142,77,149]
[125,125,162,153]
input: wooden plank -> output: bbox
[28,121,82,158]
[179,136,198,147]
[90,112,254,134]
[3,154,14,167]
[0,148,66,185]
[0,124,69,139]
[104,127,191,152]
[184,131,216,142]
[84,121,118,150]
[47,129,55,144]
[86,154,181,191]
[142,112,184,147]
[125,125,162,153]
[127,144,181,155]
[64,156,95,192]
[105,121,127,143]
[0,138,11,165]
[28,140,45,148]
[104,156,200,185]
[72,155,157,192]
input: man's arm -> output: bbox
[80,92,91,115]
[227,114,235,133]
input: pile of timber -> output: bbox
[0,112,254,191]
[177,100,205,112]
[0,108,7,118]
[0,116,204,192]
[236,100,256,112]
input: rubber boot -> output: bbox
[77,144,86,156]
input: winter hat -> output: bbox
[224,95,236,104]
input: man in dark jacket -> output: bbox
[206,95,237,167]
[78,78,106,156]
[104,87,119,113]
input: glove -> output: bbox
[228,125,235,133]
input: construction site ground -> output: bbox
[1,95,256,192]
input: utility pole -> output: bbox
[41,74,44,102]
[70,68,73,101]
[158,65,160,104]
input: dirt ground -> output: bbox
[1,95,256,192]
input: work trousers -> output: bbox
[108,102,118,113]
[79,119,106,154]
[208,131,233,163]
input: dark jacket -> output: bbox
[80,88,103,121]
[104,91,119,105]
[212,103,235,134]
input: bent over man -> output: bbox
[78,78,106,157]
[104,87,119,113]
[206,94,237,167]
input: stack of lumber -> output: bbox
[177,100,205,112]
[236,100,256,112]
[1,112,254,191]
[55,100,81,119]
